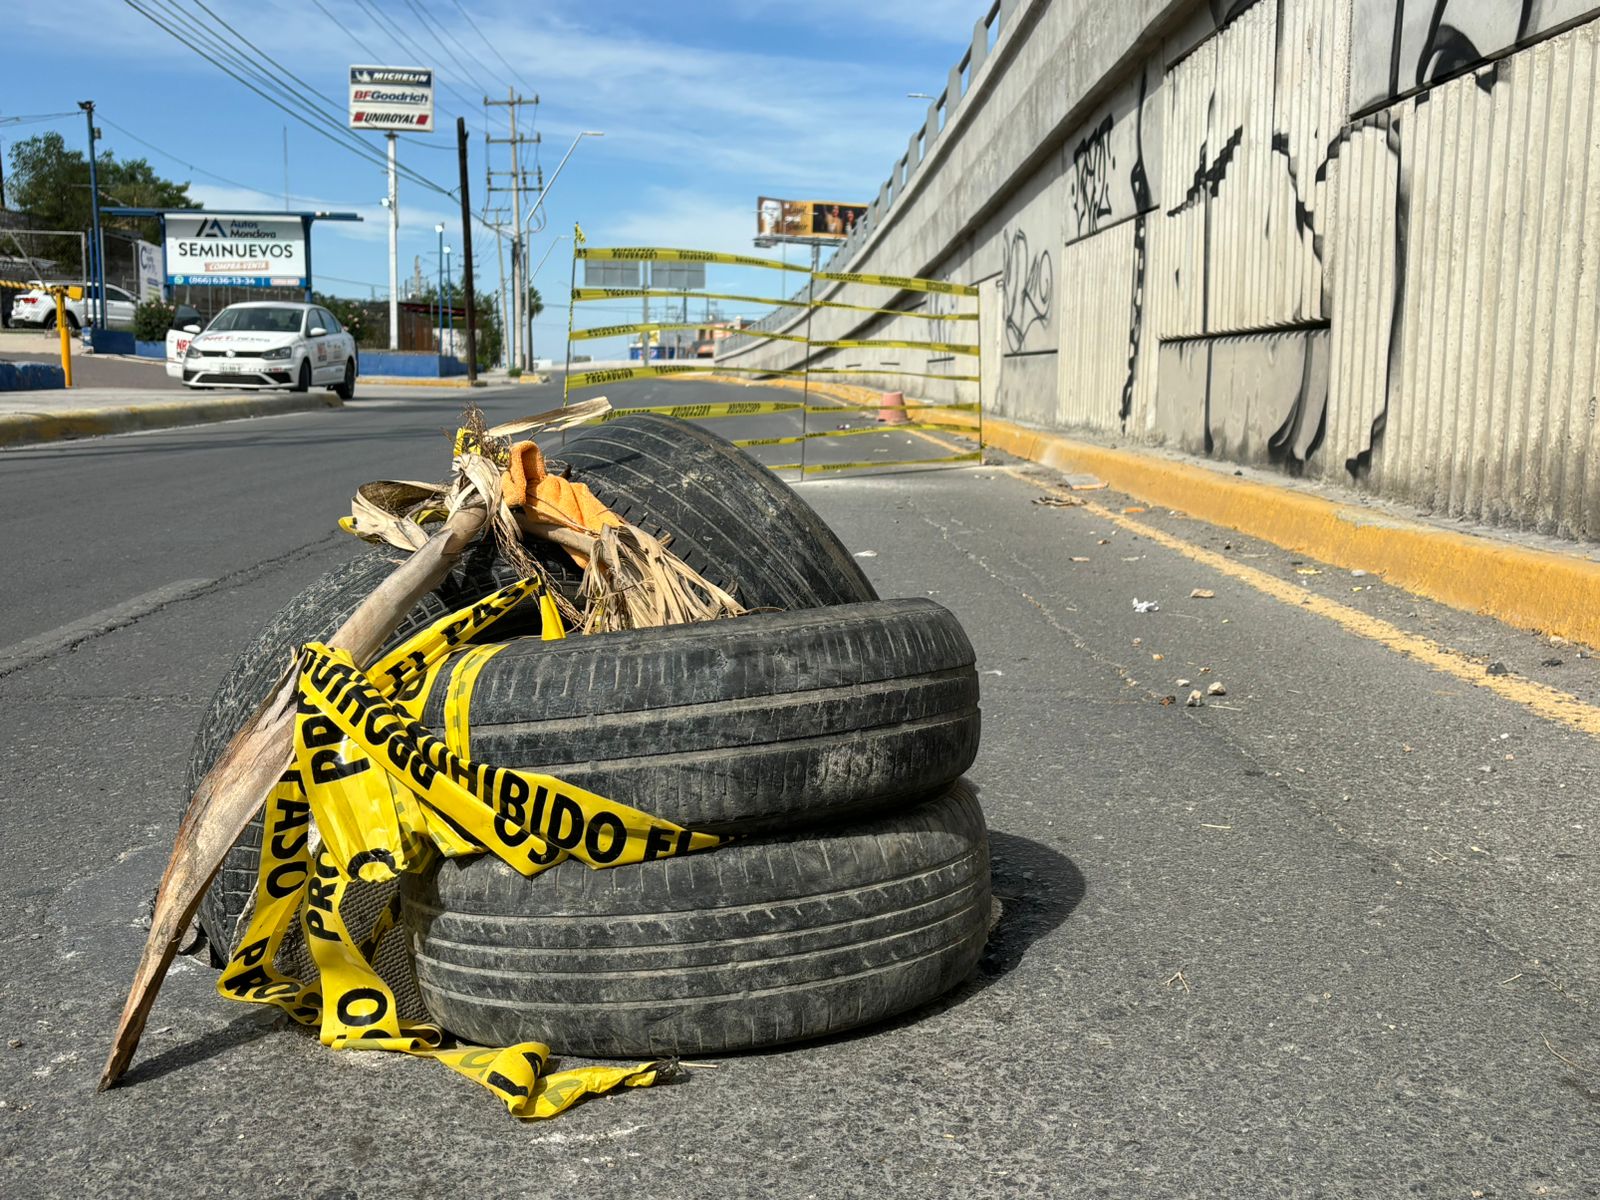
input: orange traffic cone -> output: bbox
[875,390,909,425]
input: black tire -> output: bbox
[189,542,567,953]
[291,359,311,392]
[422,599,979,834]
[557,414,877,610]
[401,781,991,1057]
[333,358,355,400]
[189,422,878,955]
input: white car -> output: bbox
[180,301,358,397]
[9,281,137,330]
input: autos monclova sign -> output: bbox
[348,65,435,132]
[164,214,307,288]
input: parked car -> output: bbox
[164,305,205,380]
[8,281,137,330]
[180,300,357,398]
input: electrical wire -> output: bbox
[403,0,484,95]
[124,0,454,201]
[450,0,540,100]
[96,115,364,207]
[349,0,482,118]
[0,111,80,127]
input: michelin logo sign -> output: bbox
[164,214,306,288]
[349,64,435,131]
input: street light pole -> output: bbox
[444,243,453,353]
[522,130,602,372]
[435,222,445,354]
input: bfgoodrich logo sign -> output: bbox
[164,213,307,288]
[348,63,435,132]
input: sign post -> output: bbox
[348,65,435,350]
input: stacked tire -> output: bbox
[188,414,988,1057]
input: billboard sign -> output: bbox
[164,213,307,288]
[134,240,163,301]
[757,197,867,241]
[348,65,435,132]
[583,259,642,288]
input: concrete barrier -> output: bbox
[357,350,468,378]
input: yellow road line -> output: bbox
[1011,466,1600,739]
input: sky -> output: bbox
[5,0,986,356]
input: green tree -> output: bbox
[7,132,196,267]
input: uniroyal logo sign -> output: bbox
[348,64,434,133]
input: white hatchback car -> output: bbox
[181,301,358,397]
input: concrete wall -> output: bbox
[719,0,1600,542]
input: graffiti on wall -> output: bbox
[1070,116,1117,236]
[1349,0,1600,109]
[999,229,1054,353]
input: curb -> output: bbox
[0,392,342,449]
[359,375,478,388]
[975,414,1600,649]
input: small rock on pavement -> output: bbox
[1486,661,1511,676]
[1176,678,1191,687]
[1185,690,1204,707]
[1206,681,1227,696]
[1190,588,1216,599]
[1541,657,1563,667]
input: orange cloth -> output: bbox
[503,440,623,567]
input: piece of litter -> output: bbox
[1132,598,1160,613]
[1541,657,1563,667]
[853,550,878,558]
[1486,661,1510,676]
[1185,690,1204,707]
[1070,556,1091,563]
[1199,823,1232,830]
[1122,555,1145,562]
[981,669,1004,677]
[1097,538,1110,545]
[1122,506,1147,514]
[1190,588,1215,599]
[1034,495,1083,508]
[1295,567,1321,576]
[1151,653,1164,661]
[1175,678,1191,687]
[1351,569,1368,578]
[1206,681,1227,696]
[1159,695,1176,706]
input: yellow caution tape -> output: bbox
[578,246,811,274]
[566,364,980,391]
[597,399,804,421]
[570,321,707,342]
[766,450,982,474]
[731,421,971,448]
[813,269,978,297]
[219,578,716,1119]
[572,287,976,321]
[818,337,979,356]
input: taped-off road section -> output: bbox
[563,243,985,478]
[217,578,719,1118]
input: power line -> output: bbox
[95,115,364,207]
[450,0,540,99]
[404,0,482,92]
[350,0,481,118]
[124,0,454,201]
[309,0,383,62]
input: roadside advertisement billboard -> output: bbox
[348,65,435,132]
[757,197,867,240]
[135,240,163,301]
[164,213,306,288]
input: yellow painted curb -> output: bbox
[976,413,1600,649]
[0,393,341,448]
[359,375,476,388]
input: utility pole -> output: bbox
[483,90,539,372]
[456,117,478,383]
[77,101,104,336]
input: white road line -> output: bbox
[0,578,214,676]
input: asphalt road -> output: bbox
[1,379,1596,1198]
